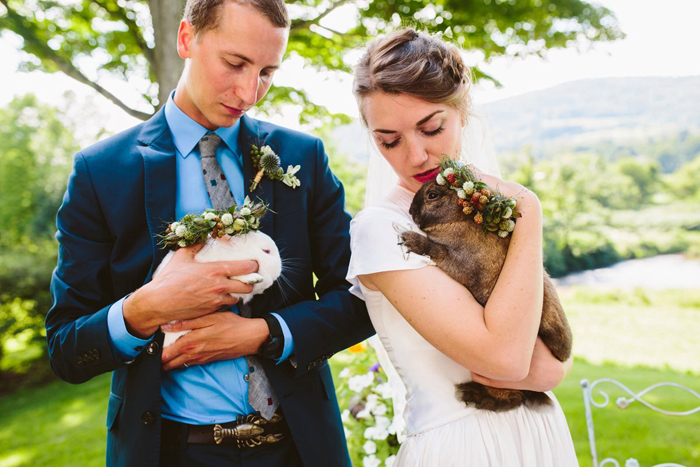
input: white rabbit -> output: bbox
[153,231,282,348]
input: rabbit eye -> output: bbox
[263,249,271,254]
[427,192,439,200]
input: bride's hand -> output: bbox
[470,338,573,392]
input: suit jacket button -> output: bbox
[141,412,155,425]
[146,342,160,355]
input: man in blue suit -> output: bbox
[45,0,373,465]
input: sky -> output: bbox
[0,0,698,134]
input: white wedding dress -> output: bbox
[347,185,579,467]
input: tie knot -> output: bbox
[199,133,223,158]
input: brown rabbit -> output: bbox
[400,179,572,412]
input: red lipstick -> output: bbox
[413,167,440,183]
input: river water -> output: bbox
[552,254,700,289]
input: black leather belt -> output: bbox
[162,412,287,448]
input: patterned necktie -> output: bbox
[199,133,235,210]
[198,133,279,420]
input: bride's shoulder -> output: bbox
[351,204,414,235]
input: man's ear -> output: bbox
[177,20,195,59]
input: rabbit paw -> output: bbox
[231,273,265,285]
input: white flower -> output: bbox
[261,145,274,156]
[462,181,474,194]
[365,394,380,412]
[363,455,381,467]
[375,416,391,430]
[225,227,235,235]
[385,455,397,467]
[363,440,377,455]
[204,212,217,221]
[221,213,233,226]
[457,189,467,199]
[281,165,301,189]
[341,409,350,423]
[371,403,388,416]
[175,225,188,237]
[436,174,446,185]
[178,240,187,248]
[356,407,371,419]
[364,426,389,441]
[363,415,391,440]
[374,382,393,399]
[443,168,455,176]
[240,207,251,216]
[170,222,180,231]
[339,367,351,378]
[502,207,513,219]
[348,373,374,392]
[498,230,508,238]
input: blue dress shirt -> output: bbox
[106,91,293,424]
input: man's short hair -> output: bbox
[184,0,290,34]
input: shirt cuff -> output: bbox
[270,312,294,364]
[107,295,154,361]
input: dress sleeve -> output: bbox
[346,206,433,300]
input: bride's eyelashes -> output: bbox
[423,126,445,137]
[378,125,445,149]
[380,138,400,149]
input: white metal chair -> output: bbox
[580,378,700,467]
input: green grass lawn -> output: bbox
[1,287,699,466]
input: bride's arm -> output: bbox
[472,338,574,391]
[359,190,544,381]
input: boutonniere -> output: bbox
[158,197,268,250]
[250,144,301,191]
[435,157,521,238]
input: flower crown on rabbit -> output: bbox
[158,197,269,250]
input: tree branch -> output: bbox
[291,0,352,32]
[0,0,153,120]
[89,0,156,66]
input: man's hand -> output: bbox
[160,313,269,371]
[123,244,258,338]
[471,338,573,392]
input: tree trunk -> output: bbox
[148,0,187,109]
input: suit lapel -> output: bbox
[239,115,275,236]
[137,109,177,280]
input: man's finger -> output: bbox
[213,260,259,277]
[173,242,206,259]
[162,353,193,371]
[162,315,216,333]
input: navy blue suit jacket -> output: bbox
[46,109,374,466]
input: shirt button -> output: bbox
[146,342,160,355]
[141,411,155,425]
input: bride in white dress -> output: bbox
[347,29,579,466]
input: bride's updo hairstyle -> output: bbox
[353,28,472,123]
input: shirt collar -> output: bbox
[164,90,240,159]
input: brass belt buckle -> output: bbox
[213,413,284,448]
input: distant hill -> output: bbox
[331,76,700,162]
